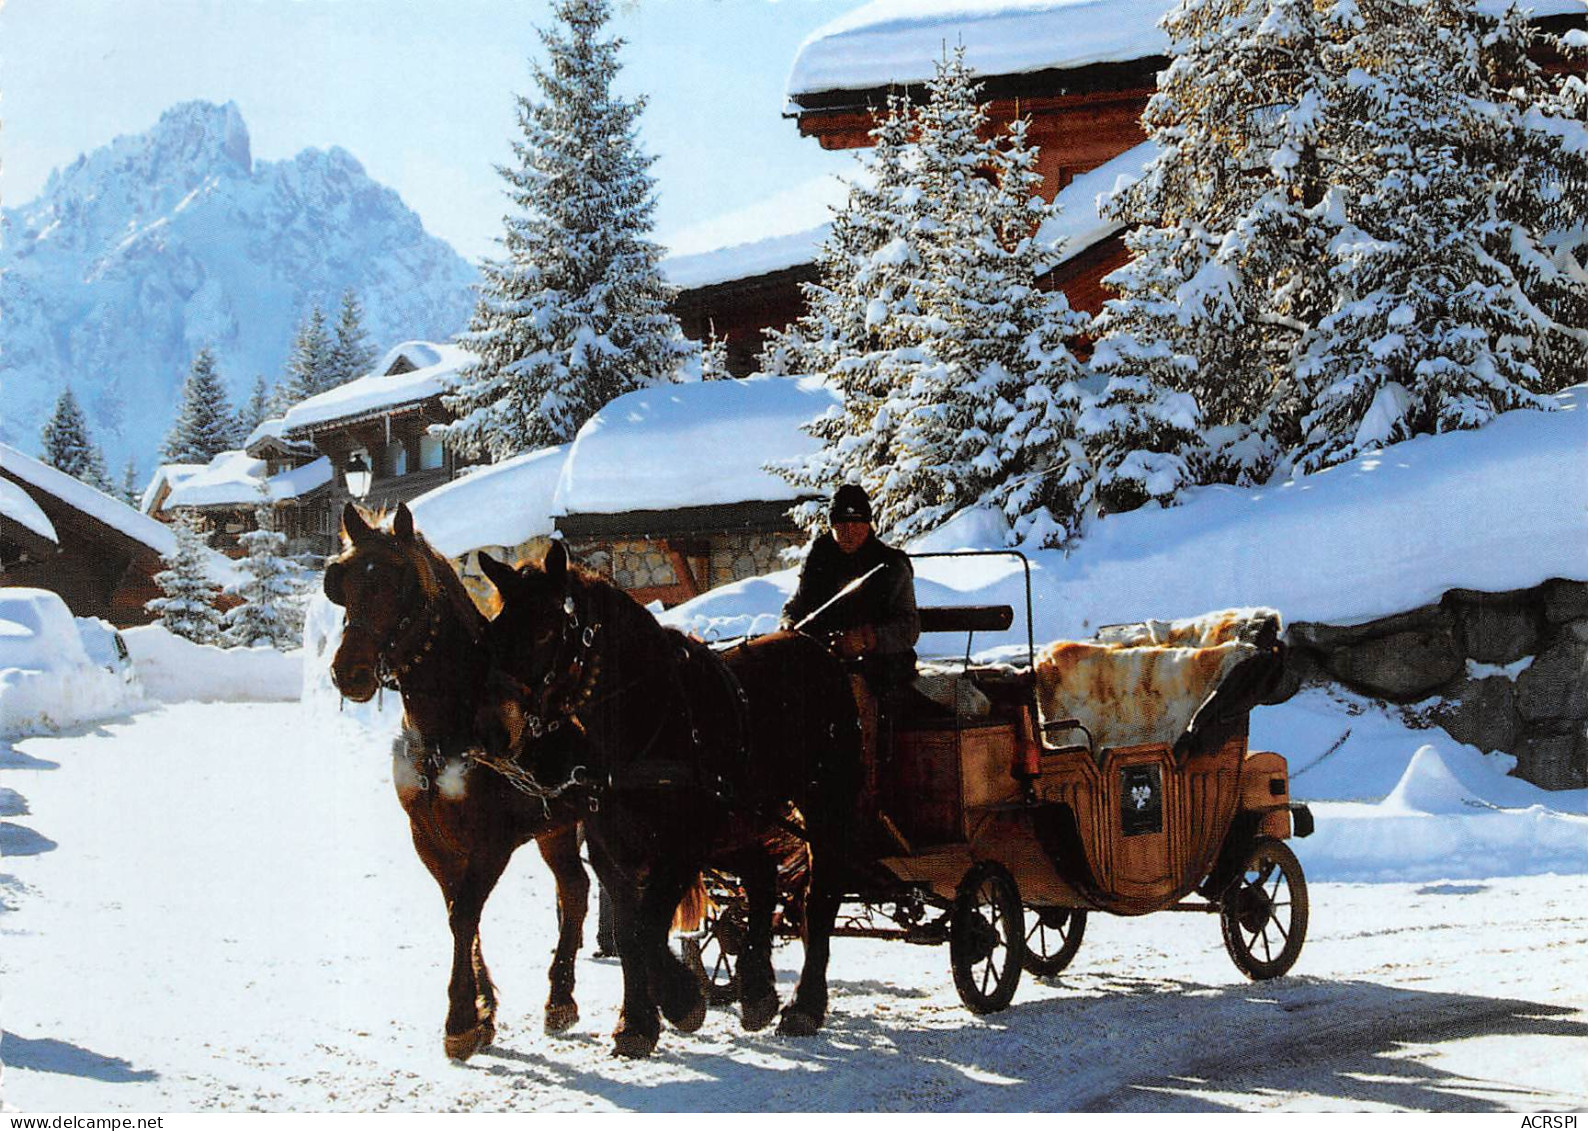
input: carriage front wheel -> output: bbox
[1220,837,1308,980]
[950,861,1025,1014]
[681,900,743,1006]
[1022,907,1087,977]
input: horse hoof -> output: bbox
[544,1002,579,1035]
[741,992,780,1033]
[777,1006,824,1037]
[611,1029,659,1059]
[670,994,707,1034]
[444,1022,493,1062]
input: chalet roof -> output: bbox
[554,375,838,517]
[281,341,474,436]
[664,139,1157,294]
[243,416,318,460]
[787,0,1584,105]
[1,478,58,546]
[408,444,567,560]
[1,442,176,558]
[158,450,333,511]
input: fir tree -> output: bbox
[221,491,304,650]
[881,53,1091,547]
[238,375,274,439]
[164,347,240,464]
[41,386,115,493]
[278,305,334,408]
[146,513,224,644]
[699,328,732,381]
[445,0,691,461]
[326,289,378,387]
[120,458,142,509]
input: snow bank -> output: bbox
[299,592,403,734]
[555,376,841,515]
[121,624,301,703]
[0,590,143,737]
[408,445,566,560]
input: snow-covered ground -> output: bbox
[3,681,1585,1112]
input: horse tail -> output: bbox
[673,872,712,933]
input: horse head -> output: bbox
[324,501,474,702]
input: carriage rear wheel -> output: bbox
[949,861,1025,1014]
[1022,907,1087,977]
[1220,837,1308,980]
[681,901,744,1006]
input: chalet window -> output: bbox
[384,440,408,478]
[419,433,444,471]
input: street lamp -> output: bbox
[345,452,372,500]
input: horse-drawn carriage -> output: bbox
[685,550,1314,1014]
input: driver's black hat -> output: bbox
[829,484,873,524]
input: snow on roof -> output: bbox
[1,478,58,545]
[662,174,856,290]
[281,341,474,434]
[140,463,205,515]
[1035,139,1157,267]
[161,450,332,510]
[787,0,1173,100]
[0,443,176,557]
[788,0,1584,99]
[408,446,568,560]
[554,375,840,516]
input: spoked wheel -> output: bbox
[681,902,743,1006]
[1022,906,1087,977]
[949,861,1025,1014]
[1220,838,1309,980]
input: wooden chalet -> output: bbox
[142,444,333,558]
[1,442,174,627]
[668,0,1586,372]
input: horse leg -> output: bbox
[636,860,708,1037]
[588,834,660,1059]
[778,847,840,1037]
[443,847,513,1060]
[535,825,589,1034]
[733,848,781,1032]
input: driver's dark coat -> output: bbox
[779,531,920,660]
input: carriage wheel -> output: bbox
[949,862,1025,1014]
[681,902,743,1006]
[1220,838,1309,981]
[1022,907,1087,977]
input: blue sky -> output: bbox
[0,0,860,262]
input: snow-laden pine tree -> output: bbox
[277,306,335,409]
[164,347,240,464]
[238,375,273,438]
[120,458,141,508]
[146,512,224,644]
[1292,0,1574,471]
[1092,0,1331,492]
[326,289,378,387]
[445,0,691,461]
[221,493,304,650]
[880,51,1092,547]
[41,386,115,493]
[766,92,926,531]
[699,329,732,381]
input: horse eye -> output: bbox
[363,561,378,575]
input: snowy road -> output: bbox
[4,701,1587,1112]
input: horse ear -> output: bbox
[342,502,373,546]
[477,551,520,599]
[393,502,415,541]
[544,540,569,586]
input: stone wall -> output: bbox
[1281,578,1588,790]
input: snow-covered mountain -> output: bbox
[0,100,478,476]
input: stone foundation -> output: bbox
[1282,578,1588,790]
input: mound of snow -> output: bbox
[299,592,403,734]
[0,590,144,737]
[121,624,300,704]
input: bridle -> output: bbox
[335,547,446,690]
[512,584,605,742]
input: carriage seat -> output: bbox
[1035,608,1285,763]
[909,604,1015,719]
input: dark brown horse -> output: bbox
[476,543,864,1058]
[324,502,591,1061]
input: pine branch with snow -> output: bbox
[221,492,304,650]
[326,289,378,387]
[237,375,273,439]
[277,306,335,409]
[41,386,116,494]
[146,512,225,645]
[445,0,691,461]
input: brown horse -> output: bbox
[324,502,591,1061]
[476,543,864,1058]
